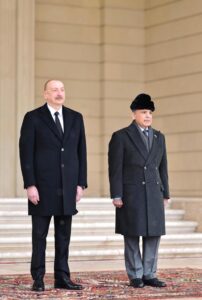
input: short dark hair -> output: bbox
[43,79,55,91]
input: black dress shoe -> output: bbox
[55,278,83,290]
[130,278,144,288]
[32,279,45,292]
[143,278,166,288]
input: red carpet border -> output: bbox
[0,268,202,299]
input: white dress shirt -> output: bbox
[138,125,149,133]
[47,104,64,131]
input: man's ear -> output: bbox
[43,91,47,100]
[131,112,135,120]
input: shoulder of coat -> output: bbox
[63,106,83,119]
[25,105,44,115]
[22,106,43,122]
[153,129,165,140]
[112,126,129,137]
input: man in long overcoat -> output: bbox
[108,93,170,288]
[19,80,87,291]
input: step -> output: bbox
[1,246,202,262]
[0,198,200,262]
[0,198,183,225]
[0,220,198,235]
[0,209,185,223]
[0,198,113,209]
[0,233,202,250]
[0,197,173,210]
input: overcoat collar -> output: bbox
[126,122,160,163]
[38,104,74,142]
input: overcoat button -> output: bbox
[144,166,147,170]
[61,148,64,151]
[142,181,145,185]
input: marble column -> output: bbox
[0,0,17,197]
[0,0,35,197]
[16,0,35,196]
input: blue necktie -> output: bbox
[143,129,150,151]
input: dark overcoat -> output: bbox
[108,122,169,237]
[19,104,87,216]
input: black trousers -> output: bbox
[31,215,72,280]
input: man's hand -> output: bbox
[76,186,84,202]
[27,186,40,205]
[113,199,123,208]
[164,198,170,208]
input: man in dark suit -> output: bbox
[19,79,87,291]
[108,94,170,288]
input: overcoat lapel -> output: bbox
[145,130,161,165]
[126,123,148,160]
[63,107,75,143]
[38,104,62,140]
[126,123,161,163]
[38,104,75,143]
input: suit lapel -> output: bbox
[126,123,148,160]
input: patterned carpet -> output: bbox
[0,268,202,299]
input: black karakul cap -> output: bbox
[130,93,155,111]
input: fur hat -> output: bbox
[130,93,155,111]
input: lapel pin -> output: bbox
[154,134,157,138]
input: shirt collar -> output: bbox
[139,125,149,132]
[133,121,149,132]
[47,104,63,117]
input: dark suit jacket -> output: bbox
[108,122,169,237]
[19,104,87,216]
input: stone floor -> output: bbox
[1,256,202,275]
